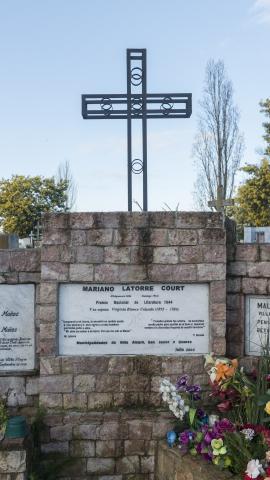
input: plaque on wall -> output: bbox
[245,295,270,355]
[59,283,209,355]
[0,284,35,371]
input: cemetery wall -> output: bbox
[1,212,270,479]
[37,211,226,479]
[226,228,270,357]
[0,249,40,416]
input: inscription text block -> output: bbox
[59,283,209,355]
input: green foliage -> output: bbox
[0,175,68,237]
[28,406,74,480]
[230,159,270,226]
[0,396,8,429]
[260,98,270,157]
[224,431,267,475]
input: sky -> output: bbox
[0,0,270,212]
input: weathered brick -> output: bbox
[19,272,41,282]
[212,337,226,355]
[168,229,197,246]
[70,213,95,229]
[96,440,120,457]
[210,280,226,302]
[41,262,68,281]
[141,456,155,473]
[0,251,10,272]
[70,440,95,457]
[87,229,113,245]
[74,374,96,392]
[227,294,241,310]
[87,458,115,474]
[39,375,73,393]
[260,245,270,261]
[114,229,140,246]
[211,321,226,337]
[62,356,109,374]
[104,247,131,263]
[39,283,57,304]
[149,212,175,228]
[40,357,61,375]
[211,303,226,321]
[201,244,226,263]
[97,422,124,440]
[73,424,97,440]
[108,357,133,374]
[148,264,197,282]
[124,440,145,456]
[242,277,268,294]
[76,246,104,263]
[235,244,259,261]
[10,249,40,272]
[197,263,226,281]
[26,377,39,396]
[152,247,178,264]
[69,263,94,281]
[116,456,140,474]
[63,393,87,410]
[227,261,247,276]
[127,420,152,440]
[226,278,241,293]
[152,421,175,439]
[70,229,87,245]
[198,229,226,245]
[247,262,270,277]
[94,264,119,282]
[41,442,69,454]
[50,425,73,441]
[161,358,183,374]
[39,394,62,408]
[178,246,202,263]
[118,265,147,282]
[42,229,69,245]
[120,375,149,392]
[39,305,57,323]
[88,393,113,410]
[96,375,120,393]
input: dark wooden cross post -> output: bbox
[82,48,192,211]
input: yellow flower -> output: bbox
[265,401,270,415]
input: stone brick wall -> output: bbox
[156,442,238,480]
[0,249,40,416]
[37,211,227,479]
[227,238,270,357]
[0,437,30,480]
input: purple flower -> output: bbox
[176,375,189,390]
[179,430,194,445]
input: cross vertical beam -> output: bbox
[127,49,147,211]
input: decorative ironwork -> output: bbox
[131,158,144,174]
[82,49,192,211]
[131,67,143,86]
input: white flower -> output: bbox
[209,367,217,383]
[241,428,255,441]
[159,378,186,420]
[246,459,263,479]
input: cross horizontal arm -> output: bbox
[82,93,192,119]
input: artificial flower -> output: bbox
[265,401,270,415]
[245,459,263,479]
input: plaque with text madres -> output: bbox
[59,283,209,355]
[0,284,35,371]
[245,295,270,355]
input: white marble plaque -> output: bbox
[59,283,209,355]
[0,284,35,371]
[245,295,270,355]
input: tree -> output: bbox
[260,98,270,157]
[56,160,77,211]
[230,159,270,226]
[0,175,68,237]
[193,59,244,210]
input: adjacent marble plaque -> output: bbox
[59,283,209,355]
[0,284,35,371]
[245,295,270,355]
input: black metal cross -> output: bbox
[82,48,192,211]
